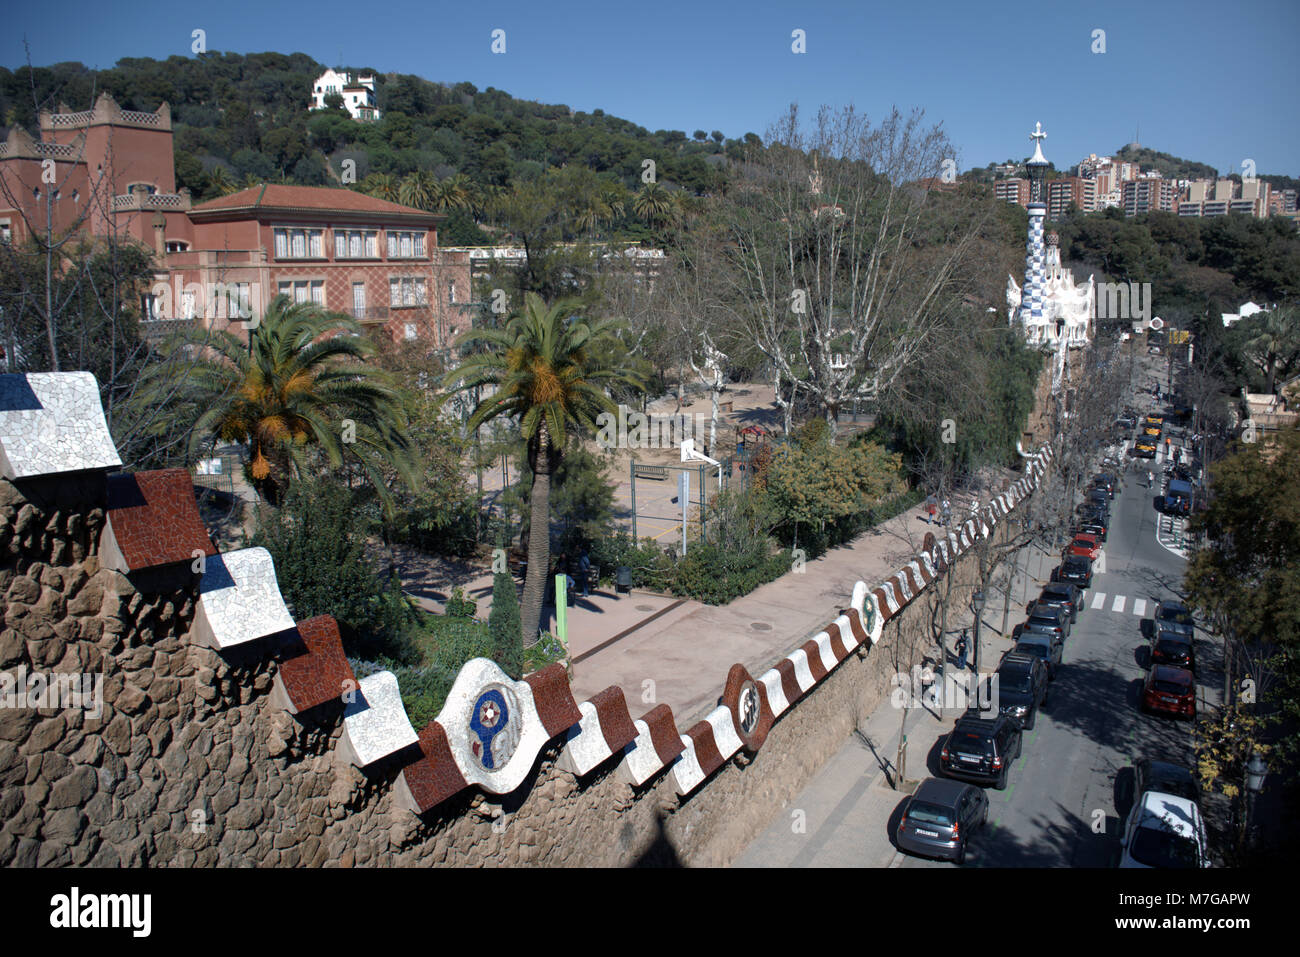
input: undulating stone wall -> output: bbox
[0,371,1050,867]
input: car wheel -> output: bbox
[956,838,967,865]
[1014,735,1023,759]
[996,767,1009,790]
[1023,709,1036,731]
[981,801,989,827]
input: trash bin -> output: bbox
[616,566,632,594]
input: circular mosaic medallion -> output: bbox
[468,683,521,772]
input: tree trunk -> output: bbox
[520,426,554,648]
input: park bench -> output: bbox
[633,464,670,481]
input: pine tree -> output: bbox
[489,571,524,679]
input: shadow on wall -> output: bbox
[631,813,682,867]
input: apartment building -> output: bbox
[1122,177,1177,216]
[1047,176,1097,219]
[994,177,1030,207]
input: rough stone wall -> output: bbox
[1,468,994,867]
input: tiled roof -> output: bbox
[189,184,440,220]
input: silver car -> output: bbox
[895,776,989,864]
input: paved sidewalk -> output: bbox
[568,493,1005,725]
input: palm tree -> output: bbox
[206,165,239,197]
[136,296,416,508]
[632,182,679,228]
[398,169,438,210]
[362,172,399,202]
[446,293,642,644]
[1245,306,1299,394]
[428,174,472,213]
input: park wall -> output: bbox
[0,371,1052,867]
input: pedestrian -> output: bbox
[578,550,592,597]
[941,499,951,526]
[925,495,937,524]
[956,630,969,671]
[1147,470,1153,489]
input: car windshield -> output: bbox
[1155,639,1190,656]
[1159,606,1191,624]
[1130,825,1199,868]
[1152,677,1189,694]
[1016,643,1048,660]
[1064,558,1088,572]
[906,800,956,827]
[1147,769,1198,802]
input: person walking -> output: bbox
[577,550,592,597]
[1147,470,1154,489]
[956,630,969,671]
[925,494,938,524]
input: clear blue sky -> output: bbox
[6,0,1298,176]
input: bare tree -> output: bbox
[704,104,991,434]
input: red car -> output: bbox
[1142,665,1196,719]
[1066,533,1101,560]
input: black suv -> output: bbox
[1037,582,1083,623]
[1054,554,1093,589]
[940,709,1023,790]
[1075,518,1108,543]
[1151,630,1196,673]
[994,651,1049,730]
[1092,474,1118,498]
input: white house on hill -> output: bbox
[309,69,380,122]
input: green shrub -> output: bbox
[445,587,478,619]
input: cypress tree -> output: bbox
[489,571,524,679]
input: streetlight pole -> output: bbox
[972,590,986,694]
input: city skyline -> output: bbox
[3,0,1297,178]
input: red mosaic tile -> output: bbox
[278,615,356,713]
[401,721,470,813]
[589,685,638,756]
[523,663,582,738]
[640,704,684,766]
[105,468,216,571]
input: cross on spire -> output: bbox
[1030,121,1046,145]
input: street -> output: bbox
[736,455,1220,868]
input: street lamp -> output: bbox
[971,589,986,695]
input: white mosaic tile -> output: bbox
[339,671,419,768]
[192,547,295,650]
[0,372,121,479]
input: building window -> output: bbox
[274,228,324,259]
[0,220,10,244]
[404,323,418,341]
[335,229,378,259]
[389,278,427,307]
[448,280,456,304]
[165,240,189,253]
[278,280,324,305]
[387,231,425,258]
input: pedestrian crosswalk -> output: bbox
[1088,591,1151,618]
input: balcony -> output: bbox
[347,306,390,324]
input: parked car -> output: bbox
[1067,533,1101,560]
[1093,473,1118,497]
[1119,791,1211,868]
[1054,554,1093,589]
[994,652,1049,730]
[1141,664,1196,719]
[895,776,989,864]
[1085,487,1111,512]
[1153,600,1194,639]
[1133,442,1157,459]
[1132,757,1201,807]
[1025,601,1071,641]
[1151,630,1196,673]
[1015,634,1061,679]
[1075,518,1108,543]
[1038,581,1083,622]
[1163,479,1193,516]
[940,710,1023,790]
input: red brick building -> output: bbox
[0,93,473,349]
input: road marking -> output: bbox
[1112,594,1126,613]
[1091,591,1106,610]
[1132,598,1147,617]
